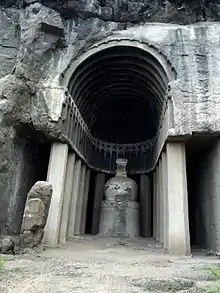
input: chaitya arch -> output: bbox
[59,38,176,174]
[42,37,193,255]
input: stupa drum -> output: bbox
[99,158,140,237]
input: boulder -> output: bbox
[20,229,44,248]
[0,237,15,254]
[21,198,46,232]
[26,181,52,207]
[20,181,52,248]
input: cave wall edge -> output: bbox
[0,1,220,249]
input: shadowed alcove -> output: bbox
[68,45,169,145]
[66,44,172,237]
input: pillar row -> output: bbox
[43,143,68,246]
[159,158,164,243]
[162,151,168,250]
[153,171,157,239]
[140,175,151,237]
[154,160,163,244]
[59,152,76,243]
[67,158,82,239]
[80,169,91,234]
[74,164,86,235]
[92,173,106,234]
[156,165,160,242]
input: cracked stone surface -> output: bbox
[2,0,220,24]
[1,236,220,293]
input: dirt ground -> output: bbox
[0,236,220,293]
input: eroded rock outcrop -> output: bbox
[20,181,52,248]
[0,3,65,234]
[1,0,220,24]
[0,236,15,254]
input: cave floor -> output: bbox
[0,235,220,293]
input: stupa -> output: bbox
[99,158,140,237]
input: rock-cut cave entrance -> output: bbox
[68,45,169,146]
[66,44,172,237]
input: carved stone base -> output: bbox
[99,201,140,237]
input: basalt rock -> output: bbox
[0,236,15,254]
[1,1,220,24]
[20,181,52,248]
[20,229,44,248]
[26,181,52,207]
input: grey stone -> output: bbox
[1,0,220,24]
[104,158,138,202]
[21,198,46,232]
[20,181,52,247]
[20,229,44,248]
[99,159,140,237]
[135,277,195,292]
[24,0,39,5]
[27,181,52,207]
[0,9,20,79]
[0,236,15,254]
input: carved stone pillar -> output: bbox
[59,152,76,243]
[166,142,190,255]
[43,143,68,246]
[67,158,82,239]
[140,174,151,237]
[91,173,105,234]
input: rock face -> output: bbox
[20,181,52,248]
[2,0,220,24]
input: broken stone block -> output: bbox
[27,181,52,207]
[20,181,52,247]
[20,229,44,248]
[21,198,46,232]
[0,237,15,254]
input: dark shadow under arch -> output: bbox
[68,45,169,144]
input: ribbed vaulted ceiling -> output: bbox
[68,46,169,144]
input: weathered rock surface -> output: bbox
[2,0,220,24]
[0,9,20,79]
[20,181,52,247]
[20,229,44,248]
[0,236,15,254]
[21,198,46,232]
[26,181,52,207]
